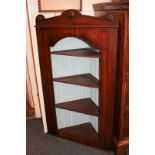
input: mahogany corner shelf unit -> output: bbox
[93,1,129,155]
[35,10,118,150]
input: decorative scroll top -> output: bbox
[35,9,118,28]
[104,14,115,23]
[62,10,81,19]
[36,14,45,22]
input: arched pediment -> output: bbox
[36,10,118,28]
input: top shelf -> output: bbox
[51,48,100,58]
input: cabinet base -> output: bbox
[113,138,129,155]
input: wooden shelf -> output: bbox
[53,73,99,88]
[51,48,100,58]
[58,123,100,148]
[56,98,99,116]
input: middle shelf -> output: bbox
[56,98,99,117]
[51,48,100,58]
[53,73,99,88]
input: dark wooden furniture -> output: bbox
[93,1,129,155]
[35,10,118,150]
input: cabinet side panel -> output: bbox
[36,29,57,133]
[99,29,118,149]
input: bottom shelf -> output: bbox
[58,122,101,148]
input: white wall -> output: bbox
[26,8,41,117]
[26,61,34,108]
[27,0,111,133]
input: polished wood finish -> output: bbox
[93,1,128,11]
[52,48,100,58]
[56,98,99,116]
[53,73,99,88]
[58,123,101,148]
[113,138,129,155]
[94,1,129,155]
[36,10,118,150]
